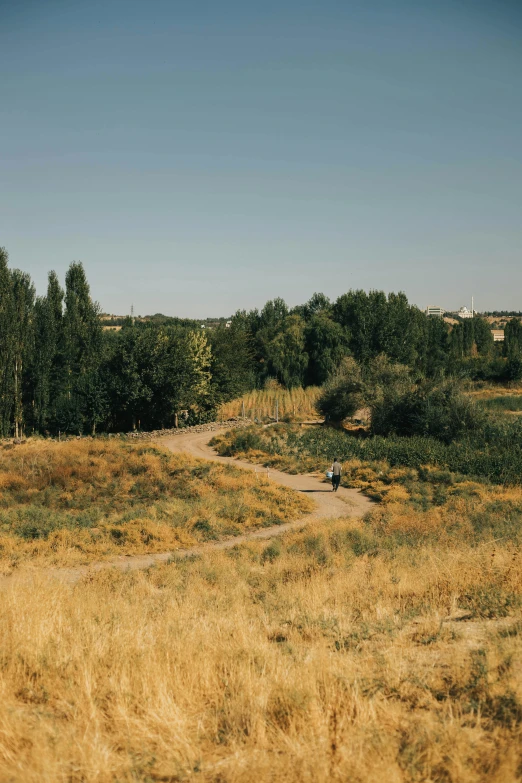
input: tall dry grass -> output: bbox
[1,521,521,782]
[467,383,522,400]
[218,386,321,421]
[0,440,312,568]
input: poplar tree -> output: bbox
[32,272,64,431]
[11,270,35,438]
[0,248,14,436]
[63,262,101,381]
[59,262,102,432]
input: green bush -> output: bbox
[317,358,364,422]
[371,381,485,444]
[218,419,522,486]
[482,395,522,412]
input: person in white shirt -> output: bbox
[330,458,341,491]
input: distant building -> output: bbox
[491,330,505,342]
[425,306,444,317]
[451,307,475,318]
[451,306,474,319]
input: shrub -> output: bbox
[371,380,485,444]
[317,358,364,422]
[505,356,522,382]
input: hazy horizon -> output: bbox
[2,0,521,316]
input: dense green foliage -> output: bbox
[216,420,522,486]
[0,245,517,435]
[0,248,250,435]
[370,380,485,443]
[235,289,510,388]
[316,358,364,422]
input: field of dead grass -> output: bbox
[218,386,321,422]
[1,520,521,782]
[2,426,522,781]
[467,383,522,401]
[0,439,312,569]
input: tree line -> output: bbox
[234,290,520,388]
[0,247,520,437]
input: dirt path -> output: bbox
[160,428,371,520]
[2,428,372,585]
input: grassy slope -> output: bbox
[0,439,312,568]
[1,526,521,782]
[2,426,522,780]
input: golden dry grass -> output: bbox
[467,383,522,400]
[1,521,521,782]
[2,429,522,781]
[218,386,321,422]
[0,440,312,569]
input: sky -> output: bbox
[1,0,521,317]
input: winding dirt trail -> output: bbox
[2,428,372,585]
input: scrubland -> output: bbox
[212,418,522,485]
[0,439,311,569]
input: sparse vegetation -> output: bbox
[0,250,520,780]
[0,521,521,781]
[0,439,312,568]
[1,420,522,780]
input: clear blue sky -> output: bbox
[2,0,521,316]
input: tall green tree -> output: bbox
[332,290,426,366]
[0,248,14,437]
[11,270,35,438]
[473,318,494,356]
[63,262,102,388]
[31,272,64,431]
[505,319,522,359]
[304,313,350,385]
[209,322,255,405]
[105,326,153,431]
[263,314,308,389]
[422,316,450,378]
[333,290,377,363]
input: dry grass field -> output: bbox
[0,439,311,569]
[218,386,321,422]
[1,434,521,781]
[1,520,521,782]
[466,383,522,400]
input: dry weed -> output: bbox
[0,522,521,782]
[218,387,321,421]
[0,440,312,568]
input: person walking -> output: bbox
[330,458,342,491]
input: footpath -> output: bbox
[1,426,372,586]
